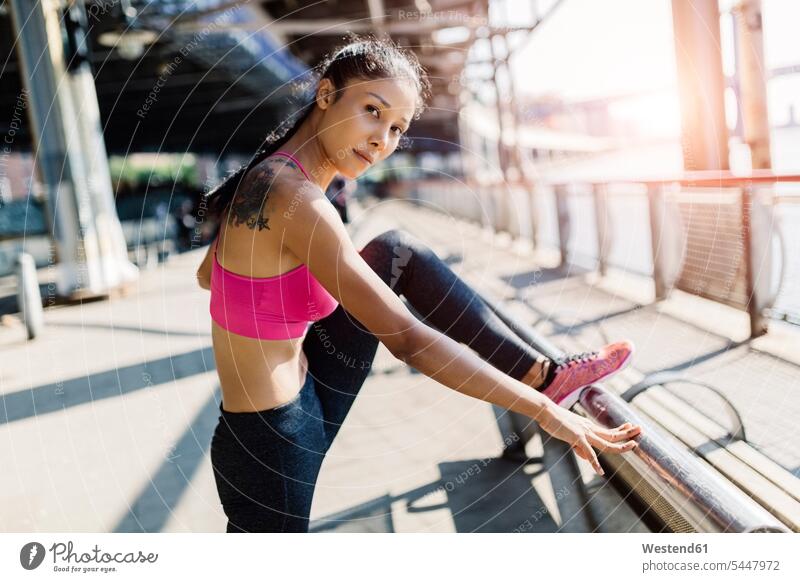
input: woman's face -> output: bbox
[316,76,417,179]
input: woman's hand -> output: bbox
[536,402,643,476]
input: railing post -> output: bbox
[489,183,500,234]
[742,185,769,337]
[555,184,570,268]
[499,183,511,236]
[647,183,669,301]
[528,182,539,250]
[593,183,609,276]
[480,183,495,234]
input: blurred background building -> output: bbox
[2,0,797,304]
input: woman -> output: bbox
[197,35,641,533]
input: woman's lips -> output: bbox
[353,149,371,165]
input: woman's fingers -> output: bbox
[591,424,642,443]
[587,432,639,453]
[574,438,603,476]
[571,443,588,463]
[570,426,642,477]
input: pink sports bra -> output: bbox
[209,151,339,340]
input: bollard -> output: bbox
[15,252,44,340]
[146,242,159,269]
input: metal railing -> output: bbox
[410,171,800,337]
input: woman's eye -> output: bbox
[367,105,403,135]
[367,105,404,136]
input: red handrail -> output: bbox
[544,170,800,188]
[644,170,800,187]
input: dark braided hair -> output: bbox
[203,33,431,222]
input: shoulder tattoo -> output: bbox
[227,157,302,231]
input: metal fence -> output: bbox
[410,171,800,337]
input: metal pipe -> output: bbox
[733,0,773,169]
[474,288,788,532]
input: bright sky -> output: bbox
[492,0,800,135]
[506,0,677,100]
[504,0,799,97]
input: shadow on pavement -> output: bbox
[1,346,215,425]
[114,389,221,532]
[310,456,565,533]
[45,321,210,338]
[502,266,590,291]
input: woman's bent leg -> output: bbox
[358,229,545,379]
[302,302,381,449]
[303,228,545,449]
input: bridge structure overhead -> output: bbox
[0,0,501,155]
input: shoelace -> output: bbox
[553,350,599,372]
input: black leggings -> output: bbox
[210,228,545,532]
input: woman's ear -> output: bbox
[316,78,335,110]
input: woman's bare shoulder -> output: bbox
[226,157,320,233]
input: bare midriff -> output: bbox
[212,320,308,413]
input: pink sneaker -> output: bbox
[540,340,635,409]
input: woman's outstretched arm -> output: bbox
[272,179,641,475]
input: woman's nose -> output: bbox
[370,131,389,151]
